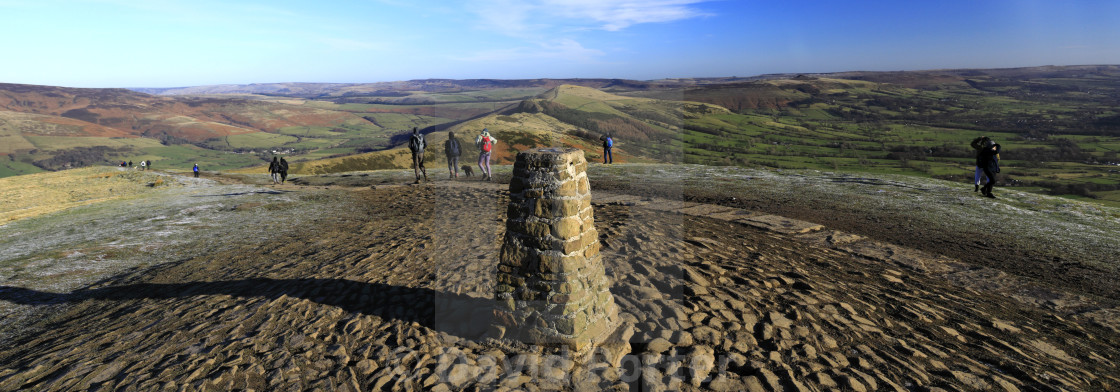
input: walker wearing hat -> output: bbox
[475,128,497,181]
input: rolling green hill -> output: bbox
[5,67,1120,204]
[672,71,1120,204]
[271,71,1120,205]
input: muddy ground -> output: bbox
[0,170,1118,391]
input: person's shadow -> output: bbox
[0,278,496,340]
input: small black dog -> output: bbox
[461,165,474,177]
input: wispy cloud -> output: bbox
[542,0,714,31]
[468,0,540,36]
[454,38,604,62]
[465,0,714,35]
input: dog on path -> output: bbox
[461,165,474,177]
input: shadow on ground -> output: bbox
[0,279,494,339]
[190,190,290,197]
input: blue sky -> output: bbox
[2,0,1119,87]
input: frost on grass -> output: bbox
[0,173,355,341]
[590,164,1119,270]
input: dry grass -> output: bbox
[0,167,179,225]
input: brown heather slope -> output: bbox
[0,172,1117,391]
[0,83,373,143]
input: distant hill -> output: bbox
[0,83,444,177]
[129,66,1120,99]
[5,65,1120,204]
[130,78,684,98]
[0,83,382,142]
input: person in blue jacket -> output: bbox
[600,134,614,164]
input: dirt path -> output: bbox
[0,182,1118,390]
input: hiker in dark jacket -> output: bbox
[408,127,429,184]
[977,138,1001,198]
[279,157,289,184]
[445,130,463,179]
[970,136,992,192]
[268,157,280,184]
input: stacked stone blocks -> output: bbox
[494,148,618,351]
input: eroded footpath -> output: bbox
[0,180,1117,391]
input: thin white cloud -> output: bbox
[468,0,539,36]
[454,38,604,62]
[465,0,713,35]
[543,0,713,31]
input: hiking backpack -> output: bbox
[410,133,425,152]
[448,139,461,156]
[606,136,614,148]
[480,136,492,153]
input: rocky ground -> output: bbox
[0,167,1118,391]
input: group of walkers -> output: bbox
[116,159,205,179]
[409,127,499,184]
[268,157,289,184]
[118,160,154,170]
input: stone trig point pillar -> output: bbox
[493,148,619,352]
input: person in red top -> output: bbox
[475,128,498,181]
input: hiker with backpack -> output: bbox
[970,136,995,192]
[976,137,1001,198]
[476,128,497,181]
[600,133,614,164]
[445,130,463,179]
[268,157,280,184]
[408,127,429,184]
[193,163,199,178]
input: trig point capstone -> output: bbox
[493,148,619,352]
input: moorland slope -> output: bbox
[5,65,1120,204]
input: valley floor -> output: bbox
[0,168,1118,391]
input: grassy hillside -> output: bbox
[0,166,176,224]
[5,68,1120,204]
[277,111,598,175]
[672,75,1120,204]
[262,77,1120,205]
[0,84,461,177]
[264,85,696,175]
